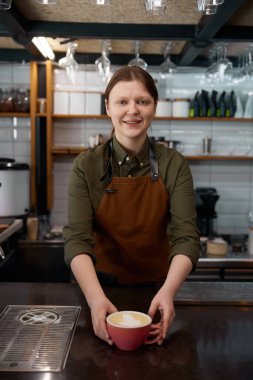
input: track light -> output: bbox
[32,37,55,60]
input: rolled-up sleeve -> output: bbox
[63,156,96,267]
[162,152,200,269]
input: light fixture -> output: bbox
[32,37,55,60]
[37,0,57,4]
[91,0,110,5]
[0,0,12,10]
[59,42,79,83]
[145,0,167,15]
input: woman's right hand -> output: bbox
[90,296,118,345]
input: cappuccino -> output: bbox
[107,311,151,328]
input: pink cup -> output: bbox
[106,311,161,351]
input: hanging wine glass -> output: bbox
[128,41,148,70]
[58,42,78,84]
[159,42,177,77]
[95,40,112,82]
[145,0,167,15]
[206,43,232,83]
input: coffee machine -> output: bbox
[195,187,220,237]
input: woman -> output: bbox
[63,66,199,346]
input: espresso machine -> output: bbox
[195,187,220,237]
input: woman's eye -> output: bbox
[138,99,149,105]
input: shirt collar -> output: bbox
[112,136,149,165]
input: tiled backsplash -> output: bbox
[1,63,253,234]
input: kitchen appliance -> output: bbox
[195,187,220,236]
[0,158,30,217]
[0,305,80,372]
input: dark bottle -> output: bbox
[210,90,218,117]
[201,90,210,117]
[194,91,200,117]
[217,91,226,117]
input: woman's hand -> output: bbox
[148,285,175,345]
[89,296,118,345]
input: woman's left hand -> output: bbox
[148,285,175,345]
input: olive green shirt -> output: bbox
[63,136,200,270]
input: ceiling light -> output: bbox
[37,0,57,4]
[32,37,55,60]
[0,0,12,10]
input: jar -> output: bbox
[156,99,172,117]
[172,98,190,117]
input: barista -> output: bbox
[64,66,200,346]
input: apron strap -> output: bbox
[149,139,159,181]
[101,138,159,184]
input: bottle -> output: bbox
[210,90,218,117]
[248,211,253,255]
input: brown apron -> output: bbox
[94,140,170,285]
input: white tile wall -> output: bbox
[1,63,253,235]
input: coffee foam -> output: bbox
[108,311,150,327]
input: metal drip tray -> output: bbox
[175,281,253,305]
[0,305,80,372]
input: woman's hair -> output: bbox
[104,66,158,103]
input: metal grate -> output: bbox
[175,281,253,305]
[0,305,80,372]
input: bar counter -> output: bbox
[0,282,253,380]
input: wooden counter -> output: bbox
[0,282,253,380]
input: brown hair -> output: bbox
[104,66,158,104]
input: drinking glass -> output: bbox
[128,41,148,70]
[0,0,12,9]
[95,40,111,81]
[145,0,167,15]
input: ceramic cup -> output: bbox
[106,310,161,351]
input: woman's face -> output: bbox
[106,80,156,144]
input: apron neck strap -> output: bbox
[101,138,159,184]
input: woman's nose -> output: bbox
[127,102,138,114]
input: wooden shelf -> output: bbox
[52,146,88,155]
[0,112,30,117]
[187,155,253,161]
[51,114,253,122]
[53,114,108,119]
[51,147,253,160]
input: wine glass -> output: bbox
[128,41,148,70]
[59,42,78,84]
[95,40,112,82]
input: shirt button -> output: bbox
[140,162,143,167]
[128,174,131,178]
[126,156,130,161]
[118,161,122,165]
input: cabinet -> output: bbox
[30,60,253,211]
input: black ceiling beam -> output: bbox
[178,0,247,66]
[28,21,196,41]
[0,2,44,59]
[214,25,253,42]
[0,48,40,62]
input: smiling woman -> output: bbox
[63,65,200,348]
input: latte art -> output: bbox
[108,311,151,327]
